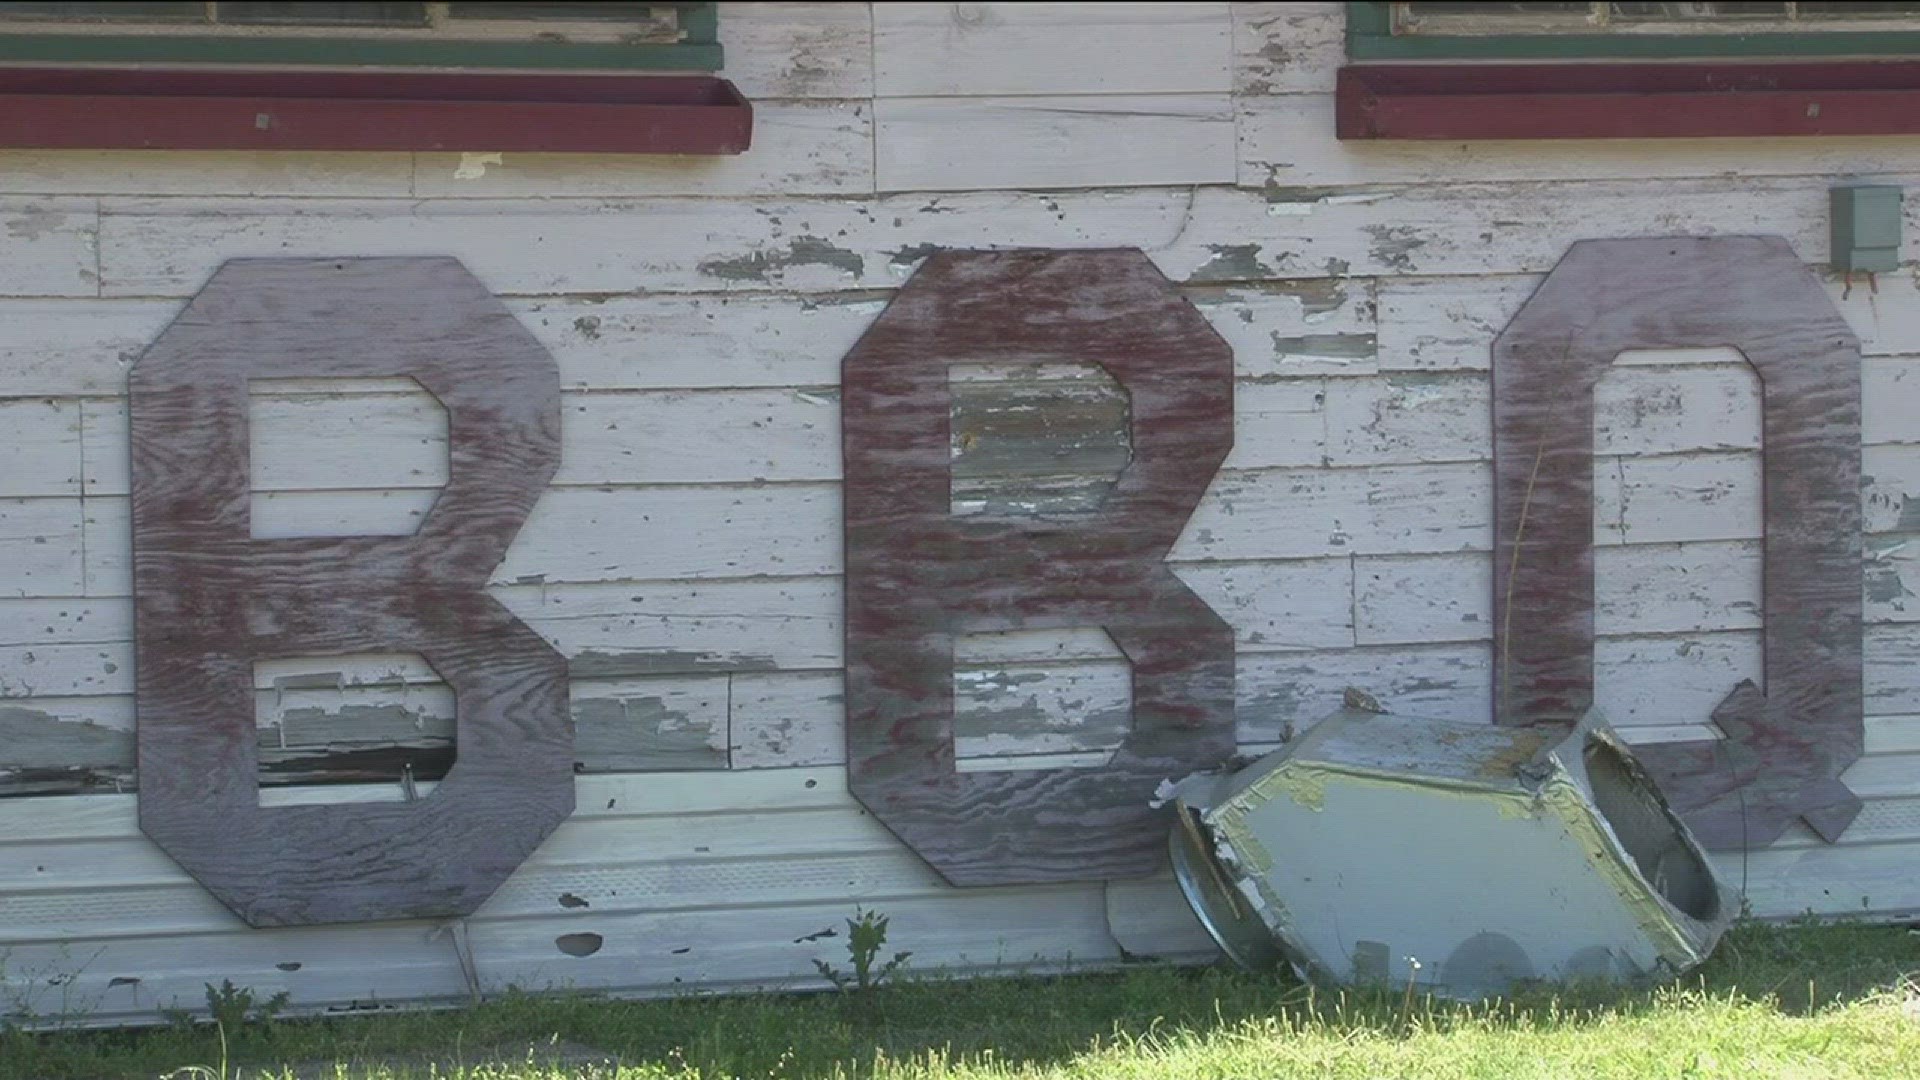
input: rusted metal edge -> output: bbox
[0,68,752,153]
[1337,61,1920,140]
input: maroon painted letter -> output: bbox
[1493,237,1863,848]
[132,257,571,926]
[842,250,1236,885]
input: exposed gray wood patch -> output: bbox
[1866,445,1920,534]
[2,674,726,798]
[706,646,1243,775]
[1869,533,1920,622]
[0,703,132,795]
[497,577,844,676]
[1236,642,1495,743]
[1233,1,1344,96]
[950,363,1130,518]
[572,676,729,772]
[257,675,456,791]
[502,293,884,393]
[953,630,1132,772]
[251,654,456,795]
[1188,279,1378,378]
[0,198,98,298]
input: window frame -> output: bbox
[0,1,721,70]
[1347,1,1920,60]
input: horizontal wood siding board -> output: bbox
[872,2,1232,97]
[874,95,1235,193]
[1240,2,1348,96]
[0,70,751,154]
[87,174,1920,298]
[716,2,873,100]
[1339,63,1920,140]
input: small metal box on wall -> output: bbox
[1832,184,1903,273]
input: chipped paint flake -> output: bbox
[452,153,504,180]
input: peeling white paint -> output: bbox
[452,153,504,181]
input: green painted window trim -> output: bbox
[0,2,721,70]
[1347,1,1920,60]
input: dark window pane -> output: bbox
[1612,2,1787,16]
[0,1,204,19]
[447,1,670,18]
[1403,2,1589,12]
[1798,1,1920,14]
[214,2,427,25]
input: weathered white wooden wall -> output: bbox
[4,1,1920,1025]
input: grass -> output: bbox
[3,921,1918,1079]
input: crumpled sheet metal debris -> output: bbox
[1168,707,1737,999]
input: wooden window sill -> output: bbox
[0,67,752,153]
[1337,61,1920,140]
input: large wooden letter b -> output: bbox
[842,250,1237,885]
[132,258,571,926]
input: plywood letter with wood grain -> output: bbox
[1493,236,1863,848]
[842,250,1236,885]
[131,257,571,926]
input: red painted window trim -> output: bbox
[0,68,752,153]
[1337,61,1920,140]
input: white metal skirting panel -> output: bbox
[5,755,1920,1026]
[0,770,1143,1026]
